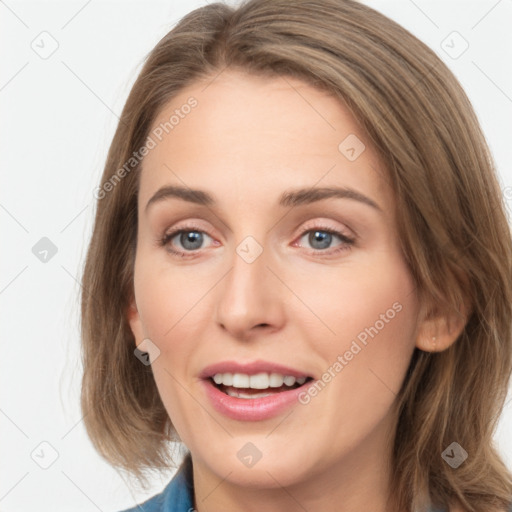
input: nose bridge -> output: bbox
[215,233,285,338]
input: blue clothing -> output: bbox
[119,453,512,511]
[119,453,194,512]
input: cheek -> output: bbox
[316,256,418,416]
[291,258,418,460]
[291,249,416,346]
[341,264,416,355]
[295,249,418,392]
[133,243,202,330]
[132,257,206,427]
[132,250,219,380]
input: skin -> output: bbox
[128,69,467,512]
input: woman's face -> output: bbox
[129,69,421,494]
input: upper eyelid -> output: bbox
[164,222,350,238]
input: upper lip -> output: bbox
[199,360,313,380]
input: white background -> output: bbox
[1,1,511,510]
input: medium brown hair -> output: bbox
[80,0,512,510]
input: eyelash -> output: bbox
[157,223,355,258]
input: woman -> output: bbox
[80,0,512,511]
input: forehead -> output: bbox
[139,70,393,216]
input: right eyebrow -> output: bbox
[145,185,214,213]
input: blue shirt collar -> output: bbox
[161,452,194,511]
[120,452,194,512]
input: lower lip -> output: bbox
[201,378,313,421]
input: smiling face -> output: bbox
[128,69,423,505]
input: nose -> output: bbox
[214,239,286,341]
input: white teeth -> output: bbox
[211,372,309,389]
[249,372,270,389]
[269,373,284,387]
[283,376,296,386]
[232,373,250,387]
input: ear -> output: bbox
[127,297,145,346]
[415,296,470,353]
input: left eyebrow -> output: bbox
[144,184,382,213]
[279,186,382,212]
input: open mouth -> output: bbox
[209,374,314,399]
[202,368,317,420]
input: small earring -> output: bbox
[432,336,437,350]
